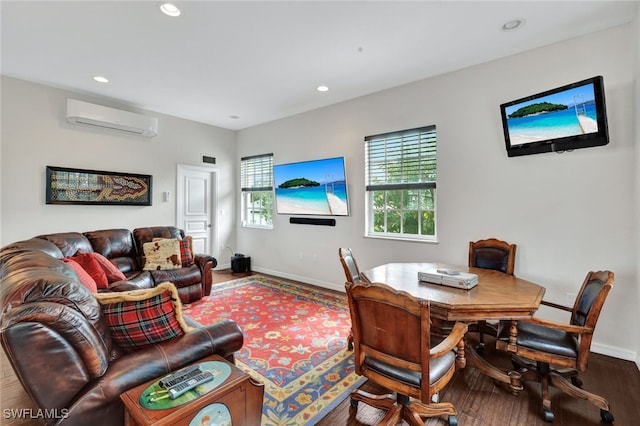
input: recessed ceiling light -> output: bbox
[317,85,329,92]
[160,3,181,17]
[93,76,109,83]
[229,115,239,119]
[502,18,525,31]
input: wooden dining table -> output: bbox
[361,262,546,394]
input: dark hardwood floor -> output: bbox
[1,270,638,425]
[316,348,640,426]
[216,270,640,426]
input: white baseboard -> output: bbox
[250,266,345,293]
[591,342,638,363]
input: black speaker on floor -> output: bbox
[289,217,336,226]
[231,254,251,273]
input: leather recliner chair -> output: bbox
[0,237,244,426]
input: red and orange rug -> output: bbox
[182,274,365,425]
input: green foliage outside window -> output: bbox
[243,191,273,227]
[371,188,435,236]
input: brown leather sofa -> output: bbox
[0,229,243,426]
[36,226,215,303]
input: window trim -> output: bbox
[240,153,274,229]
[364,126,437,242]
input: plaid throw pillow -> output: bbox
[179,236,194,267]
[94,282,193,353]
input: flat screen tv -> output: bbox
[500,76,609,157]
[273,157,350,216]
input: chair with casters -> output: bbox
[338,247,370,350]
[339,247,369,285]
[468,238,517,352]
[495,270,615,423]
[345,280,467,426]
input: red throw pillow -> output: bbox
[180,236,194,267]
[62,258,98,293]
[71,252,109,289]
[90,252,127,283]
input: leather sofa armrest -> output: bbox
[63,320,243,424]
[107,271,154,292]
[106,282,142,292]
[194,253,217,296]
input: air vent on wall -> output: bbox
[66,99,158,137]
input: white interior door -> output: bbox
[177,165,215,255]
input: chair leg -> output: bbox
[477,320,486,353]
[515,360,615,424]
[538,363,554,422]
[349,389,396,412]
[475,320,498,354]
[406,400,457,426]
[549,372,613,422]
[378,402,403,426]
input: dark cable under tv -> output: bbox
[290,217,336,226]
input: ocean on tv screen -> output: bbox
[507,101,598,146]
[276,183,348,216]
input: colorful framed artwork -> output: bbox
[46,166,152,206]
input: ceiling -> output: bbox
[1,1,637,131]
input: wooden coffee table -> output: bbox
[120,354,264,426]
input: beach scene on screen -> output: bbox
[274,157,349,216]
[505,83,598,146]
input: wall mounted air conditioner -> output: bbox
[66,99,158,137]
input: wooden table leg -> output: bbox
[464,338,523,395]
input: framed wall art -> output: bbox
[46,166,152,206]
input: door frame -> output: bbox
[176,164,218,256]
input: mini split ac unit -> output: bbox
[66,99,158,137]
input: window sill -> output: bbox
[241,224,273,230]
[364,234,439,244]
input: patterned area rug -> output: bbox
[182,274,365,425]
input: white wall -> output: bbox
[634,6,640,368]
[0,77,238,261]
[237,24,638,361]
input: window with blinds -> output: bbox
[240,153,274,228]
[365,126,437,240]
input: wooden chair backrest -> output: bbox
[469,238,517,276]
[572,270,614,369]
[339,248,370,284]
[345,280,430,401]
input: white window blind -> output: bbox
[241,153,273,192]
[365,126,436,191]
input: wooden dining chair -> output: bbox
[346,280,467,426]
[468,238,517,275]
[338,248,370,350]
[339,247,369,284]
[468,238,517,351]
[496,270,615,423]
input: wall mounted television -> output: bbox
[273,156,350,216]
[500,76,609,157]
